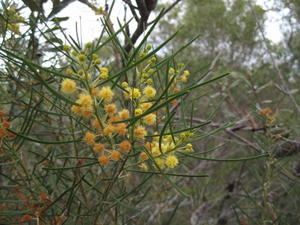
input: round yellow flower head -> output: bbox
[165,155,179,168]
[143,113,156,125]
[103,124,115,136]
[94,59,102,65]
[98,86,114,102]
[155,158,165,169]
[135,108,143,116]
[98,155,109,166]
[115,123,128,136]
[123,87,132,99]
[104,104,117,115]
[169,68,175,74]
[83,131,96,145]
[183,70,190,77]
[143,86,156,99]
[139,152,149,161]
[119,140,132,153]
[124,88,141,100]
[76,93,93,108]
[132,88,141,99]
[110,150,121,161]
[93,143,105,154]
[121,82,128,88]
[71,105,81,115]
[140,103,152,111]
[181,75,188,83]
[118,109,130,120]
[61,78,76,94]
[185,143,194,152]
[146,78,153,85]
[99,67,109,79]
[134,126,147,139]
[151,146,161,157]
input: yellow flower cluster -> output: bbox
[59,43,195,172]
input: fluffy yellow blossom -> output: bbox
[146,78,153,85]
[71,105,81,115]
[132,88,141,99]
[81,109,93,118]
[155,158,165,169]
[98,155,109,166]
[108,116,119,123]
[121,82,128,88]
[93,143,105,154]
[91,119,101,129]
[123,87,131,99]
[98,86,114,102]
[134,126,147,139]
[151,146,161,157]
[144,142,153,151]
[94,59,102,64]
[163,135,173,142]
[72,106,92,118]
[185,143,194,152]
[119,140,132,153]
[115,123,127,135]
[143,113,156,125]
[110,150,121,161]
[135,108,143,116]
[103,124,115,136]
[183,70,190,77]
[140,103,152,111]
[118,109,130,120]
[139,152,149,161]
[165,155,179,168]
[76,93,93,111]
[104,104,117,115]
[83,132,96,145]
[181,75,188,83]
[61,79,76,94]
[169,68,175,73]
[124,88,141,99]
[143,86,156,99]
[99,67,109,79]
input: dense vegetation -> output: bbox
[0,0,299,224]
